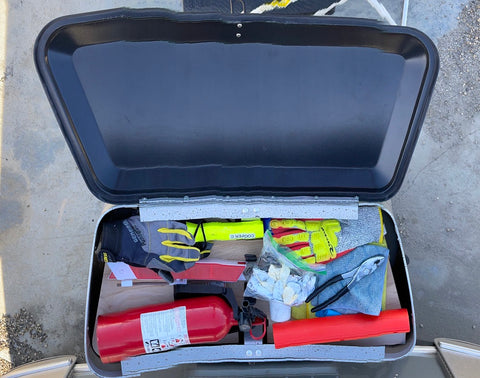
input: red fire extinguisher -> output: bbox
[96,296,264,363]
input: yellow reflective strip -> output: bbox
[103,252,109,262]
[159,255,200,263]
[157,228,193,240]
[378,207,385,244]
[382,267,388,310]
[200,250,211,255]
[161,240,199,251]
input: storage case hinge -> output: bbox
[139,196,359,221]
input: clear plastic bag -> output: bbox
[244,232,316,307]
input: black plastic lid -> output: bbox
[35,9,438,204]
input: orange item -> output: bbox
[273,308,410,349]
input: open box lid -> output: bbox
[35,9,438,204]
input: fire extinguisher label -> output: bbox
[140,306,190,353]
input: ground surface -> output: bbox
[0,0,479,374]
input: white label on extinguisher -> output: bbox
[140,306,190,354]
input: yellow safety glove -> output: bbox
[270,219,341,263]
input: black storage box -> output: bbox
[35,8,438,377]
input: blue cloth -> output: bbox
[312,244,389,316]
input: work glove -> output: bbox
[269,207,385,264]
[269,219,341,264]
[98,216,209,282]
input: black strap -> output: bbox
[192,221,211,255]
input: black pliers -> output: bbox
[306,255,385,313]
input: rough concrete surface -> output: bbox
[392,0,480,344]
[0,0,478,375]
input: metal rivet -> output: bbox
[236,33,242,38]
[237,23,243,28]
[246,350,253,357]
[255,350,262,356]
